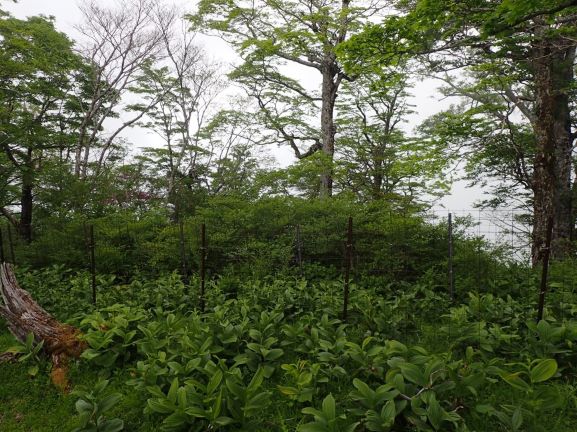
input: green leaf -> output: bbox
[511,406,523,431]
[161,412,188,430]
[382,400,396,423]
[278,386,300,396]
[399,363,425,386]
[98,393,122,415]
[352,378,374,400]
[245,391,271,415]
[214,416,234,426]
[248,366,265,392]
[167,378,179,403]
[265,348,284,360]
[322,393,336,420]
[500,372,530,391]
[426,393,443,430]
[75,399,94,415]
[302,407,324,419]
[298,423,328,432]
[81,349,102,361]
[147,398,175,414]
[212,388,223,420]
[98,418,124,432]
[530,359,557,383]
[207,369,223,394]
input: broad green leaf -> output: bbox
[530,359,557,383]
[426,393,443,430]
[298,423,328,432]
[98,393,122,415]
[499,372,530,391]
[147,398,175,414]
[98,418,124,432]
[322,393,336,420]
[167,378,179,403]
[399,363,425,386]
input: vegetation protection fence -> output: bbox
[1,207,568,329]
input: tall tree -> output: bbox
[336,72,448,203]
[130,15,224,218]
[0,14,81,241]
[191,0,389,197]
[343,0,577,265]
[73,0,171,179]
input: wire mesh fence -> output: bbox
[0,208,535,286]
[2,207,572,340]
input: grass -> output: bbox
[0,329,165,432]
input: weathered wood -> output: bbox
[0,263,86,390]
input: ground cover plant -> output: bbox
[2,262,577,431]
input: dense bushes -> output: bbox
[5,269,577,431]
[10,197,520,294]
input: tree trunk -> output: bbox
[0,263,86,391]
[531,35,576,266]
[19,156,34,243]
[319,57,339,198]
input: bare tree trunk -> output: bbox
[0,263,86,391]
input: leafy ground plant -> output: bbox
[71,379,124,432]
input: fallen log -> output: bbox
[0,263,86,391]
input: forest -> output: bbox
[1,0,577,431]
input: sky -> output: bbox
[2,0,486,211]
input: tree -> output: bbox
[417,68,537,211]
[72,0,171,180]
[335,71,448,203]
[343,0,577,265]
[130,13,224,219]
[191,0,389,197]
[0,14,82,241]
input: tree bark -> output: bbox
[531,34,576,266]
[319,57,339,198]
[0,263,87,391]
[18,150,34,243]
[19,182,33,243]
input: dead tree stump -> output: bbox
[0,263,87,391]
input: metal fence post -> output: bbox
[448,213,454,301]
[296,224,303,277]
[89,224,96,306]
[200,223,206,313]
[343,216,353,322]
[179,220,188,282]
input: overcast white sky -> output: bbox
[2,0,485,211]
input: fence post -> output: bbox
[342,216,353,322]
[537,217,554,322]
[448,213,454,302]
[296,224,303,277]
[88,224,96,306]
[179,220,189,283]
[200,223,206,313]
[7,223,15,264]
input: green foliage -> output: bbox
[80,305,147,369]
[6,332,45,377]
[3,266,577,430]
[71,380,124,432]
